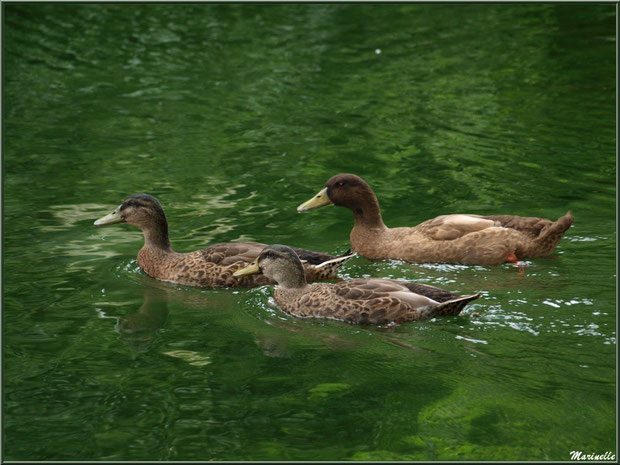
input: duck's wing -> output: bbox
[203,243,354,281]
[334,278,480,320]
[400,281,465,303]
[334,278,439,308]
[202,242,354,265]
[415,214,501,241]
[416,211,574,245]
[200,242,266,266]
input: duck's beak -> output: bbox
[233,260,260,277]
[297,187,332,212]
[94,205,124,226]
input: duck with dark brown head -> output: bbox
[297,173,573,266]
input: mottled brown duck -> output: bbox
[234,245,480,325]
[297,174,574,266]
[94,194,354,288]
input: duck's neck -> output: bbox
[278,277,307,290]
[274,263,307,289]
[347,191,388,257]
[351,191,387,230]
[139,218,173,253]
[132,215,175,279]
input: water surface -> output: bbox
[3,3,616,461]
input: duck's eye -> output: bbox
[336,181,345,187]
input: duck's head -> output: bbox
[233,244,306,288]
[297,173,377,215]
[94,193,167,230]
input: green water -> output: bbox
[2,3,616,461]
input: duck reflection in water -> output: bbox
[115,282,170,353]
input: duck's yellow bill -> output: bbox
[296,187,332,212]
[233,260,260,277]
[94,206,123,226]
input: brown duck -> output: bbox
[297,174,574,266]
[94,194,354,288]
[234,245,480,324]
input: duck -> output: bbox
[234,244,480,324]
[94,193,354,288]
[296,173,574,266]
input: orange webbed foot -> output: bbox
[506,253,526,275]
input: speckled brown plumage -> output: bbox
[234,245,481,325]
[94,194,353,288]
[297,174,574,266]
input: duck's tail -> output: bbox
[295,248,356,280]
[293,247,342,265]
[527,211,574,256]
[485,211,574,258]
[309,249,357,279]
[428,293,481,318]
